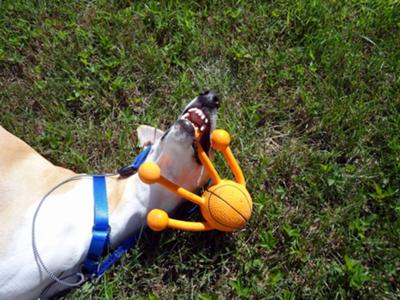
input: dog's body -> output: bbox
[0,92,219,299]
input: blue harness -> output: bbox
[83,146,152,278]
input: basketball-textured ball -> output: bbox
[201,180,252,232]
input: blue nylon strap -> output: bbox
[117,146,152,177]
[95,235,138,279]
[83,146,152,278]
[132,145,152,171]
[83,176,110,275]
[95,202,200,279]
[83,145,202,279]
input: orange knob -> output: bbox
[211,129,231,151]
[147,209,169,231]
[138,162,161,184]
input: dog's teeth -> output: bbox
[187,107,207,123]
[196,110,205,119]
[200,125,206,132]
[182,113,189,119]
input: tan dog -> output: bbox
[0,91,219,299]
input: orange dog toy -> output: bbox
[138,129,252,232]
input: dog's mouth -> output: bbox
[158,91,218,164]
[180,107,210,136]
[178,98,217,163]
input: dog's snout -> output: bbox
[198,90,219,108]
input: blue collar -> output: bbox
[83,175,110,275]
[83,145,152,277]
[117,145,152,177]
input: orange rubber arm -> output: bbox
[168,218,214,231]
[196,142,221,185]
[139,162,205,206]
[211,129,246,186]
[147,209,214,232]
[220,146,245,186]
[158,176,205,206]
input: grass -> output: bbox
[1,0,399,299]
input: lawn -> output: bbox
[1,0,399,299]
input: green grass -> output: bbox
[1,0,399,299]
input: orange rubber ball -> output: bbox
[201,180,252,232]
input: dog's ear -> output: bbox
[137,125,164,147]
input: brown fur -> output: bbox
[0,126,76,254]
[0,126,129,255]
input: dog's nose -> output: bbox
[198,90,219,108]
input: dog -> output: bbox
[0,91,219,299]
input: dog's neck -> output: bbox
[104,173,182,247]
[104,174,142,246]
[105,175,130,213]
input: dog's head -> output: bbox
[137,91,219,190]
